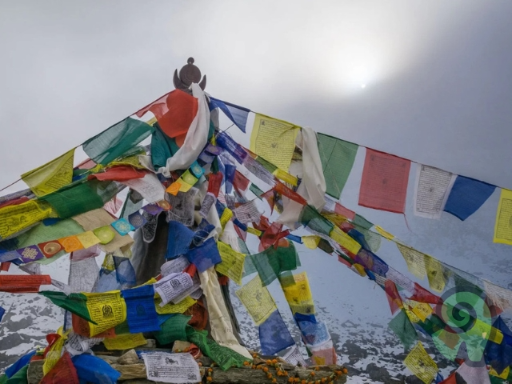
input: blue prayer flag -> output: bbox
[209,97,250,133]
[186,237,222,273]
[485,316,512,375]
[224,164,236,195]
[166,221,194,260]
[114,256,136,288]
[72,354,121,384]
[122,285,160,334]
[444,176,496,221]
[0,306,5,322]
[259,311,295,356]
[5,350,36,378]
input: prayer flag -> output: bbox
[359,149,411,213]
[72,354,121,384]
[215,241,246,285]
[39,241,63,258]
[494,189,512,245]
[235,275,277,325]
[317,133,358,199]
[250,114,299,171]
[397,244,427,279]
[103,333,147,350]
[0,274,51,293]
[58,235,84,253]
[40,351,79,384]
[21,149,75,197]
[0,200,51,240]
[209,97,250,133]
[444,175,496,221]
[82,117,154,166]
[404,342,438,384]
[186,237,222,273]
[83,291,127,336]
[259,310,295,355]
[414,165,455,219]
[389,310,417,351]
[18,245,44,263]
[0,306,4,322]
[122,284,160,333]
[335,203,355,220]
[282,272,315,315]
[89,165,147,182]
[456,363,491,384]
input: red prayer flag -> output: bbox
[135,92,170,119]
[384,280,403,315]
[335,203,355,220]
[0,196,30,210]
[39,241,63,258]
[439,372,458,384]
[233,171,250,194]
[409,283,442,305]
[89,166,148,182]
[0,274,52,293]
[261,189,276,214]
[274,180,307,205]
[40,352,79,384]
[207,172,223,197]
[359,149,411,213]
[0,262,11,272]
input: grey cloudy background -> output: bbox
[1,1,512,371]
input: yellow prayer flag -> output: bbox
[103,333,147,350]
[215,241,246,285]
[0,200,52,239]
[396,244,427,279]
[302,235,321,250]
[352,263,367,277]
[21,149,75,197]
[102,254,116,271]
[76,231,101,249]
[246,227,262,237]
[490,366,510,379]
[155,296,196,315]
[235,275,277,325]
[250,114,300,171]
[405,300,432,322]
[494,188,512,245]
[282,272,316,315]
[403,342,438,384]
[110,155,146,169]
[178,170,198,193]
[424,255,448,293]
[220,208,233,228]
[84,291,127,336]
[329,226,361,255]
[272,168,298,186]
[375,225,394,240]
[42,333,67,375]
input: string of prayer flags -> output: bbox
[235,275,277,325]
[40,351,79,384]
[82,117,154,166]
[215,241,246,285]
[414,165,456,219]
[250,114,299,171]
[209,97,250,133]
[317,133,358,199]
[103,333,147,350]
[444,175,496,221]
[122,284,160,333]
[21,149,75,197]
[494,189,512,245]
[355,249,389,276]
[359,149,411,213]
[388,309,417,351]
[186,237,222,273]
[0,200,52,240]
[72,354,121,384]
[0,274,51,293]
[404,341,438,384]
[300,205,334,236]
[258,310,295,355]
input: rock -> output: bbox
[118,349,141,365]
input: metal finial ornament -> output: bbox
[173,57,207,93]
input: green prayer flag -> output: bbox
[39,181,105,219]
[388,309,417,351]
[299,205,334,236]
[5,365,28,384]
[82,117,154,166]
[250,242,299,286]
[150,124,181,170]
[352,214,373,230]
[359,228,381,253]
[39,291,95,324]
[249,183,264,199]
[317,133,358,199]
[186,328,250,371]
[255,156,277,173]
[17,219,84,248]
[153,314,191,345]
